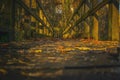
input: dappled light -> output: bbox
[0,38,120,80]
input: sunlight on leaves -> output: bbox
[92,48,106,51]
[75,47,90,51]
[28,49,42,53]
[64,48,75,51]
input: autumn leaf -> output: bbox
[0,69,7,74]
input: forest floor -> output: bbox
[0,38,120,80]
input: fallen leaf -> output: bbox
[28,49,42,53]
[0,69,7,74]
[75,47,90,50]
